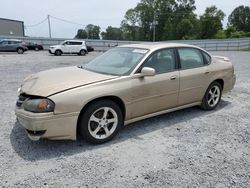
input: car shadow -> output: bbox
[48,54,85,57]
[0,52,28,55]
[10,99,231,161]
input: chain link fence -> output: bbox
[1,35,250,51]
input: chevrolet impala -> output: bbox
[15,43,236,143]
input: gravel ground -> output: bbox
[0,50,249,187]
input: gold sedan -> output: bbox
[15,43,236,143]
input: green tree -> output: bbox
[200,6,225,39]
[121,0,198,41]
[75,29,88,39]
[215,30,227,39]
[225,26,237,38]
[228,6,250,32]
[121,9,139,40]
[101,26,124,40]
[85,24,101,39]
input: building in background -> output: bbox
[0,18,24,37]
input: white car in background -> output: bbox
[49,40,88,56]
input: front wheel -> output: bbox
[201,82,222,110]
[78,100,123,144]
[55,50,62,56]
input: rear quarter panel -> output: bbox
[209,57,235,93]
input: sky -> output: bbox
[0,0,249,38]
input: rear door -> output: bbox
[177,48,212,106]
[8,41,19,51]
[71,41,82,53]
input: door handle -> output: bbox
[204,71,210,74]
[170,75,177,80]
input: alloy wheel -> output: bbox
[207,85,220,107]
[88,107,118,140]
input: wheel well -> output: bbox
[76,96,126,135]
[213,79,224,90]
[80,49,87,52]
[55,49,62,52]
[16,47,23,51]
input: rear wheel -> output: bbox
[79,50,86,56]
[17,48,24,54]
[35,47,39,51]
[78,100,123,144]
[55,50,62,56]
[201,82,222,110]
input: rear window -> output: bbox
[69,42,82,45]
[202,51,211,65]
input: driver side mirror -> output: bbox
[141,67,156,77]
[132,67,156,79]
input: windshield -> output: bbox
[84,47,149,76]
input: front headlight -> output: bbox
[23,99,55,113]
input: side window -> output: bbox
[2,41,8,45]
[64,41,70,45]
[178,48,204,69]
[69,42,82,45]
[142,49,176,74]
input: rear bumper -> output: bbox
[15,108,79,141]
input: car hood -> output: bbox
[20,66,118,97]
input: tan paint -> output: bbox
[15,43,236,140]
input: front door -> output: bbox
[61,41,72,53]
[129,48,180,119]
[0,41,9,51]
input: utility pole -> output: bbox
[47,15,52,38]
[153,13,156,42]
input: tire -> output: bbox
[78,100,123,144]
[201,81,222,110]
[17,48,24,54]
[35,47,39,51]
[79,50,86,56]
[55,50,62,56]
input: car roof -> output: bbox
[118,42,203,51]
[64,40,85,42]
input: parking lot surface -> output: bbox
[0,50,249,187]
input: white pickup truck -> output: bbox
[49,40,88,56]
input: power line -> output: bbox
[25,17,48,27]
[49,15,87,27]
[49,15,107,30]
